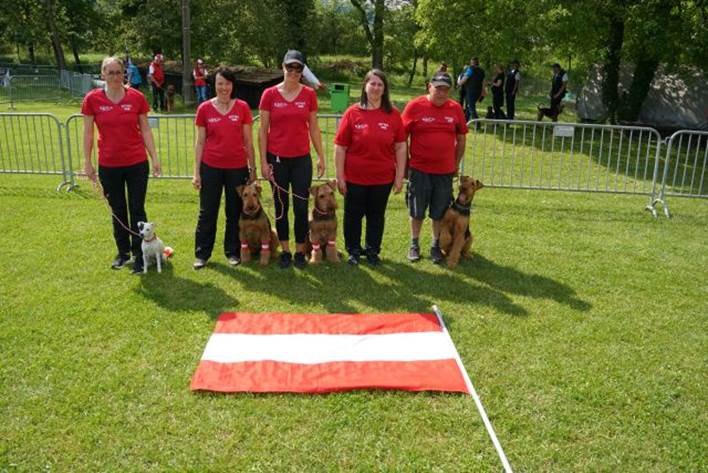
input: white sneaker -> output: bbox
[228,256,240,266]
[193,258,207,270]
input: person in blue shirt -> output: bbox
[126,58,142,90]
[457,57,486,122]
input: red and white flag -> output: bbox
[190,312,472,394]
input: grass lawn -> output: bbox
[1,174,706,471]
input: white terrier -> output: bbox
[137,221,172,274]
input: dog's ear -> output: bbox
[309,186,317,197]
[138,221,145,230]
[255,182,262,195]
[327,179,337,191]
[236,185,245,198]
[475,179,484,189]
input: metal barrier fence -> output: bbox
[59,70,97,98]
[0,113,70,190]
[649,130,708,218]
[3,110,706,218]
[466,119,665,215]
[0,71,98,107]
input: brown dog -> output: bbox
[236,182,279,265]
[166,84,176,112]
[537,103,564,122]
[439,176,484,269]
[306,180,339,263]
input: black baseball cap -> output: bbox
[551,63,561,68]
[430,72,452,88]
[283,50,305,65]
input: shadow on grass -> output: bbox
[208,253,589,317]
[135,262,238,318]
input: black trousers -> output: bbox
[492,91,505,119]
[551,95,563,116]
[506,93,516,120]
[99,160,149,260]
[344,182,392,256]
[151,83,165,112]
[465,88,482,122]
[194,162,249,260]
[267,153,312,244]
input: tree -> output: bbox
[350,0,385,69]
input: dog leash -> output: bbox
[91,179,142,238]
[265,163,310,222]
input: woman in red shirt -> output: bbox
[193,58,208,104]
[334,69,407,265]
[192,66,256,270]
[83,56,160,274]
[259,50,325,269]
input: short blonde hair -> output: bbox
[101,56,125,73]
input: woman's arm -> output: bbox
[138,114,161,176]
[242,123,256,183]
[83,115,97,182]
[334,144,347,195]
[393,141,407,194]
[193,125,206,189]
[258,110,271,181]
[309,110,325,178]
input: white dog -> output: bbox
[137,221,170,274]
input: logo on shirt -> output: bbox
[273,102,288,108]
[99,105,113,112]
[444,116,454,123]
[228,114,240,122]
[295,101,306,109]
[378,122,389,130]
[208,117,221,123]
[121,104,133,111]
[354,123,368,130]
[421,117,435,123]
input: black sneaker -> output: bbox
[279,251,292,269]
[347,254,360,266]
[131,262,144,274]
[293,252,307,269]
[111,254,130,270]
[430,246,444,264]
[407,245,421,262]
[366,252,381,266]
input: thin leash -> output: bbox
[265,163,310,222]
[91,178,142,237]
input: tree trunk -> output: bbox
[181,0,194,105]
[372,0,384,69]
[617,58,659,123]
[45,0,66,69]
[408,47,418,86]
[423,55,428,78]
[71,41,82,73]
[28,44,36,64]
[601,14,624,124]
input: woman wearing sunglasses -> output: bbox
[258,50,325,269]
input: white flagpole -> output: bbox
[432,305,513,473]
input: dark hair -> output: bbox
[214,66,238,99]
[359,69,393,113]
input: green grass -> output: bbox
[1,174,706,471]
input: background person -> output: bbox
[550,62,568,120]
[258,50,325,269]
[505,60,521,120]
[126,58,142,89]
[193,58,208,104]
[148,53,166,112]
[334,69,407,266]
[402,72,468,264]
[458,57,486,122]
[192,66,256,270]
[491,64,506,119]
[82,56,161,274]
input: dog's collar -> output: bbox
[312,207,336,220]
[451,198,472,216]
[143,234,158,242]
[241,207,263,220]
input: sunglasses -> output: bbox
[285,64,303,72]
[105,70,123,76]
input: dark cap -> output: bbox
[551,63,561,68]
[430,72,452,88]
[283,50,305,65]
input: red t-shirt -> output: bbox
[195,99,253,169]
[334,105,406,185]
[259,85,317,158]
[150,62,164,86]
[81,87,150,167]
[401,96,468,174]
[193,67,206,86]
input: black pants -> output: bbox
[551,95,563,117]
[151,84,165,112]
[99,160,149,260]
[344,182,392,256]
[267,153,312,244]
[492,91,505,119]
[506,93,516,120]
[194,162,249,260]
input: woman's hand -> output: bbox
[393,176,404,194]
[260,161,272,181]
[317,155,325,178]
[85,161,97,183]
[248,168,257,184]
[336,177,347,196]
[192,174,201,190]
[152,161,162,177]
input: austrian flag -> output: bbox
[190,312,473,394]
